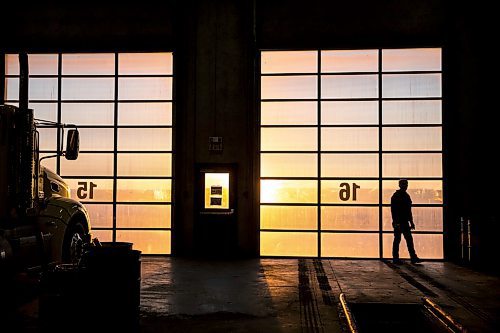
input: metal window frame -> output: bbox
[3,52,174,254]
[259,48,444,259]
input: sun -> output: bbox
[260,180,283,203]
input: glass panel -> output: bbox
[321,50,378,73]
[382,100,442,125]
[119,53,173,75]
[117,153,171,177]
[261,101,317,125]
[91,230,113,242]
[261,128,317,151]
[84,204,113,228]
[382,180,442,204]
[383,153,442,177]
[261,153,317,177]
[116,204,171,228]
[321,127,378,151]
[5,77,57,101]
[4,78,19,101]
[261,180,317,203]
[118,77,172,100]
[37,127,57,151]
[62,78,115,100]
[31,103,57,122]
[383,233,443,259]
[66,179,114,202]
[5,54,19,75]
[383,207,443,231]
[382,74,441,98]
[39,153,57,171]
[118,102,172,126]
[205,173,229,209]
[117,179,171,202]
[321,153,378,177]
[260,206,317,230]
[383,127,441,151]
[321,180,379,204]
[61,103,114,126]
[260,232,317,256]
[28,78,59,100]
[62,54,115,75]
[321,206,378,230]
[321,101,378,125]
[261,76,317,99]
[29,54,59,75]
[6,54,57,75]
[118,128,172,151]
[60,153,114,176]
[382,48,441,72]
[261,51,317,73]
[78,128,114,151]
[322,233,379,258]
[116,230,171,254]
[322,75,378,99]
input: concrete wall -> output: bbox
[174,0,256,256]
[0,3,175,52]
[2,1,497,268]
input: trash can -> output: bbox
[84,243,141,331]
[39,243,141,332]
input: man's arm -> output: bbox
[408,195,415,230]
[391,194,400,228]
[391,195,396,218]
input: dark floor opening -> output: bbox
[350,303,448,333]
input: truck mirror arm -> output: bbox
[34,120,79,161]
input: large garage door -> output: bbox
[259,49,443,258]
[4,53,173,254]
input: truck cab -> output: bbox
[37,165,91,264]
[1,58,91,272]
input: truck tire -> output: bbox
[62,221,85,263]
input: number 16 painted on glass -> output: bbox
[339,182,361,201]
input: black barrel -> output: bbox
[39,243,141,332]
[84,243,141,331]
[99,241,133,251]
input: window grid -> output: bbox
[4,53,173,255]
[260,48,443,259]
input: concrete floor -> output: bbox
[4,258,500,332]
[139,258,500,333]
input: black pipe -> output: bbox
[467,218,471,263]
[460,217,465,261]
[19,53,28,110]
[18,53,47,269]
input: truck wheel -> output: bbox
[63,222,85,263]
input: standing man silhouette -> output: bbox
[391,179,422,264]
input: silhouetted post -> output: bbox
[460,217,465,261]
[467,218,471,263]
[0,53,5,105]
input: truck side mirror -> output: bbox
[65,129,80,160]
